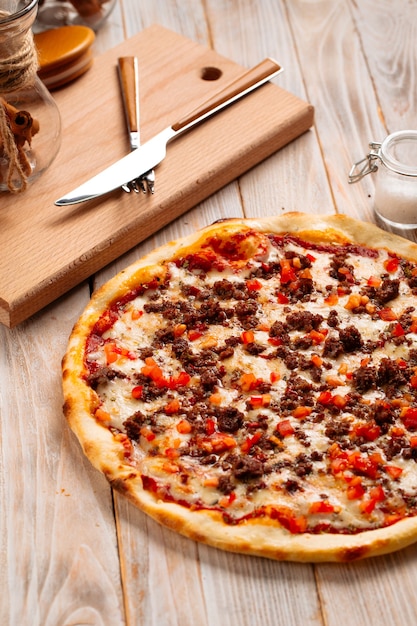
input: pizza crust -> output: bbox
[63,212,417,561]
[103,466,417,562]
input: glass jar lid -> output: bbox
[349,130,417,183]
[380,130,417,177]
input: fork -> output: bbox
[117,56,155,194]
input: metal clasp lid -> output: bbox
[348,141,382,183]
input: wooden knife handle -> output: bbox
[172,57,282,132]
[117,56,139,134]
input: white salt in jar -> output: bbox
[349,130,417,229]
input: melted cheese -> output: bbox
[86,233,417,534]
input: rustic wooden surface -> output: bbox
[0,25,312,328]
[2,1,417,624]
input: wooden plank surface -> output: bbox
[2,1,417,625]
[0,24,313,328]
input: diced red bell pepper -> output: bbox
[311,354,323,368]
[392,323,405,337]
[276,419,295,437]
[269,506,308,534]
[370,485,385,502]
[131,385,143,399]
[208,434,237,453]
[131,308,143,320]
[241,431,262,453]
[360,498,377,515]
[384,257,399,273]
[292,406,312,419]
[310,329,327,344]
[277,292,289,304]
[332,394,348,409]
[378,308,397,322]
[279,259,297,284]
[384,465,403,479]
[347,480,365,500]
[165,447,180,459]
[401,407,417,430]
[176,419,192,434]
[249,394,271,408]
[104,342,119,364]
[246,278,262,291]
[360,485,386,515]
[141,357,190,390]
[268,336,283,346]
[391,426,405,438]
[309,500,336,514]
[220,490,237,508]
[174,324,187,337]
[352,422,381,441]
[351,454,379,479]
[324,292,339,306]
[239,372,259,391]
[241,330,255,344]
[330,457,348,475]
[172,371,191,388]
[140,426,156,442]
[367,275,382,288]
[105,341,136,364]
[164,398,181,415]
[317,390,333,405]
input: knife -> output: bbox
[55,57,282,206]
[117,55,155,193]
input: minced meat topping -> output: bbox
[84,230,417,535]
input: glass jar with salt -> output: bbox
[0,0,61,193]
[349,130,417,229]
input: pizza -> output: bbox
[63,212,417,562]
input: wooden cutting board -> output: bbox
[0,24,314,328]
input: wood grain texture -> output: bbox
[0,25,312,328]
[285,0,384,221]
[3,0,417,625]
[0,292,125,625]
[204,0,334,218]
[351,0,417,134]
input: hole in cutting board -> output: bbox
[200,66,222,81]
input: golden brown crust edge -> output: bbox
[62,212,417,562]
[108,469,417,562]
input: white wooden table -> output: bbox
[2,1,417,624]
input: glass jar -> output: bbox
[349,130,417,229]
[34,0,116,32]
[0,0,61,192]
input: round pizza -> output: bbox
[63,212,417,561]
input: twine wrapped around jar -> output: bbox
[0,9,39,192]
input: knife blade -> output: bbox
[55,57,282,206]
[117,55,155,193]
